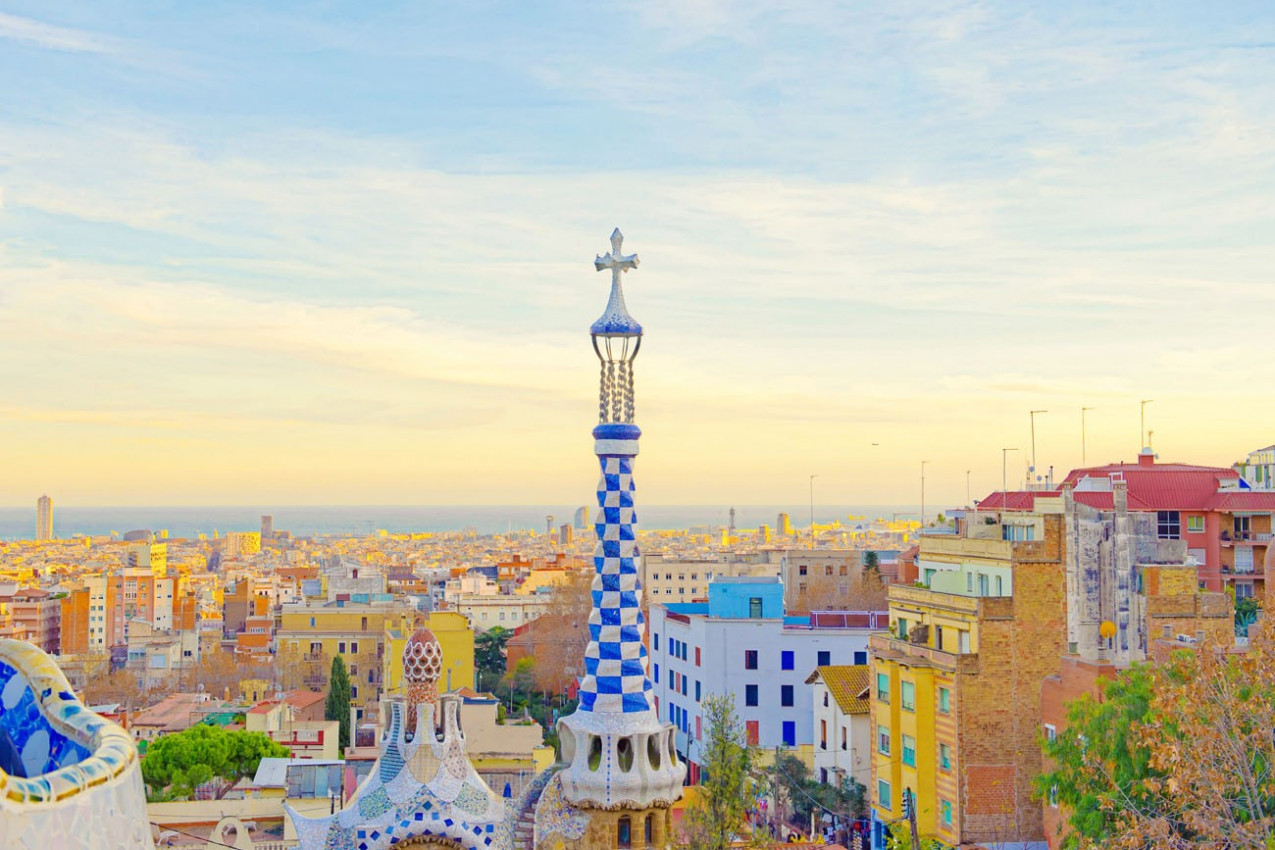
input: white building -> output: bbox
[454,593,550,631]
[647,576,885,782]
[807,665,872,790]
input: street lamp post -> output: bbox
[966,469,972,507]
[809,474,818,542]
[1081,407,1094,465]
[1002,448,1019,510]
[1029,410,1048,486]
[920,461,930,530]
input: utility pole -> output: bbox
[1081,406,1094,465]
[966,469,972,507]
[905,787,920,850]
[1140,399,1154,450]
[919,461,930,530]
[1029,410,1048,486]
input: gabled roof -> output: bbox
[805,665,870,716]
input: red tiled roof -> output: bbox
[284,690,326,709]
[978,459,1275,514]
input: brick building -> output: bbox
[979,450,1275,596]
[869,514,1065,849]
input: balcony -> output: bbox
[869,633,973,673]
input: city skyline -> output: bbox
[3,3,1274,506]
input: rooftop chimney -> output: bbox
[1138,448,1156,467]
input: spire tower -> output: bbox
[556,229,684,817]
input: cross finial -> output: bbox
[595,227,639,286]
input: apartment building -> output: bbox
[640,553,777,604]
[649,576,883,783]
[869,514,1065,850]
[808,665,872,791]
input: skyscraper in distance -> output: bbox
[36,495,53,541]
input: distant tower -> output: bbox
[559,523,573,545]
[556,230,683,838]
[729,506,737,534]
[778,511,792,536]
[36,495,53,541]
[574,505,590,530]
[546,515,555,536]
[261,514,274,540]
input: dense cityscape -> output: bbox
[5,4,1275,850]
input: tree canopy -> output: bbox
[682,694,761,850]
[325,655,351,751]
[1037,620,1275,849]
[141,724,287,800]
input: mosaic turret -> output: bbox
[555,230,685,812]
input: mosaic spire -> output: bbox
[556,229,683,810]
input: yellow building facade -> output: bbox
[277,604,476,720]
[870,515,1065,849]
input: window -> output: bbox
[876,673,890,702]
[782,721,796,746]
[799,565,807,576]
[995,575,1003,595]
[310,617,316,628]
[654,664,660,684]
[958,631,971,653]
[654,634,659,651]
[823,692,829,707]
[1237,582,1255,600]
[350,685,358,699]
[339,641,346,654]
[681,676,688,696]
[897,617,908,638]
[878,725,891,755]
[878,780,891,810]
[966,573,973,593]
[854,650,867,665]
[744,650,758,669]
[1235,515,1252,539]
[1157,511,1181,540]
[841,727,847,750]
[938,687,950,714]
[746,720,759,746]
[781,685,794,707]
[781,650,795,670]
[617,815,631,848]
[817,650,831,666]
[820,719,827,749]
[939,743,952,771]
[941,799,953,826]
[901,681,915,712]
[749,597,763,618]
[695,680,701,701]
[902,734,916,767]
[746,685,759,707]
[695,647,701,667]
[1187,515,1205,534]
[360,616,368,630]
[350,641,358,655]
[1044,723,1056,742]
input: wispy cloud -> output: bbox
[0,12,122,56]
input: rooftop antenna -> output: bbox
[1140,399,1154,450]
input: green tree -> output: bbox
[141,724,288,800]
[768,750,865,828]
[683,694,760,850]
[1033,665,1174,847]
[475,627,511,693]
[862,550,880,571]
[501,656,538,710]
[325,655,351,751]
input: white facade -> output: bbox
[454,593,549,631]
[647,601,876,766]
[809,667,872,790]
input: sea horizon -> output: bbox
[0,504,926,541]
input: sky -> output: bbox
[1,2,1274,508]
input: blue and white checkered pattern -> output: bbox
[577,451,653,715]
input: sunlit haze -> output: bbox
[2,3,1273,507]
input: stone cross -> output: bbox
[594,228,639,285]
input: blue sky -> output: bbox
[2,2,1274,506]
